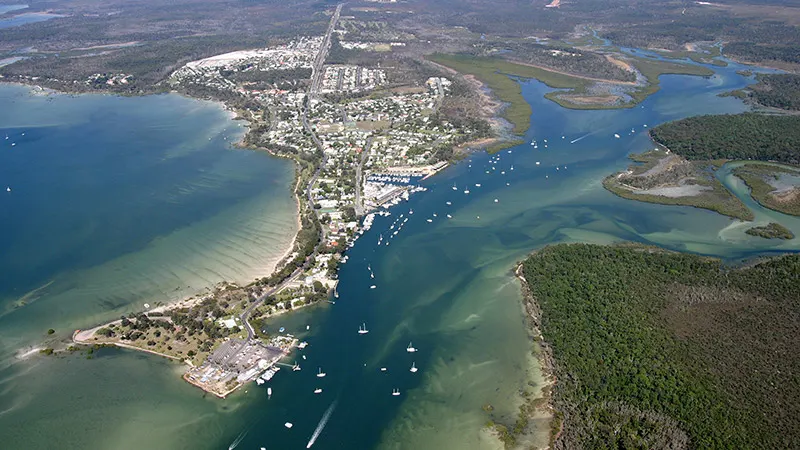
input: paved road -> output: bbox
[309,3,343,99]
[240,3,343,340]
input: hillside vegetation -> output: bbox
[522,243,800,449]
[650,113,800,165]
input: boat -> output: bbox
[298,341,308,349]
[510,166,514,171]
[6,187,10,192]
[293,363,301,371]
[447,214,452,219]
[302,355,307,360]
[279,327,286,333]
[446,201,452,205]
[494,199,499,203]
[256,378,265,385]
[410,362,418,373]
[370,285,376,289]
[267,387,272,397]
[392,389,400,396]
[285,422,293,429]
[614,133,620,138]
[536,161,540,165]
[358,323,369,334]
[314,388,323,394]
[306,324,311,330]
[380,367,387,372]
[317,368,326,378]
[406,342,417,353]
[452,183,457,191]
[427,219,433,223]
[334,289,339,298]
[464,189,470,194]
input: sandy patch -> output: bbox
[771,187,800,204]
[561,94,621,105]
[636,184,711,198]
[605,55,635,73]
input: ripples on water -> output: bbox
[2,57,799,450]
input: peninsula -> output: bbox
[71,4,489,397]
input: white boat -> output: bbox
[317,368,326,378]
[446,201,452,205]
[447,214,452,219]
[510,166,514,171]
[536,161,540,165]
[544,139,548,143]
[614,133,620,138]
[267,387,272,397]
[370,285,376,289]
[494,199,499,203]
[380,367,387,372]
[464,190,470,194]
[285,422,293,429]
[392,389,400,396]
[475,183,481,187]
[298,341,308,349]
[452,184,457,191]
[6,187,10,192]
[358,323,369,334]
[293,363,301,371]
[302,355,307,360]
[410,362,418,373]
[406,342,417,353]
[256,378,265,385]
[314,388,323,394]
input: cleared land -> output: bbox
[522,243,800,449]
[733,163,800,216]
[603,149,753,220]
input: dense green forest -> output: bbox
[746,74,800,111]
[522,244,800,449]
[650,113,800,164]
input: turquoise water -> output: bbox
[0,84,298,449]
[0,12,64,29]
[1,57,798,449]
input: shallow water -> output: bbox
[0,84,297,449]
[1,56,799,450]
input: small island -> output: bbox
[605,113,800,222]
[603,148,752,220]
[745,222,795,240]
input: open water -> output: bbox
[0,55,798,450]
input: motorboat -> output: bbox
[314,388,323,394]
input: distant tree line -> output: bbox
[650,113,800,165]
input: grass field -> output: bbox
[429,53,714,133]
[428,54,588,133]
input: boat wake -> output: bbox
[228,423,253,450]
[306,399,338,448]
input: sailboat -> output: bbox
[410,362,418,373]
[451,183,458,191]
[392,389,401,396]
[293,362,301,371]
[406,342,417,353]
[358,323,369,334]
[317,367,326,378]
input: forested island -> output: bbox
[605,113,800,224]
[649,113,800,164]
[521,243,800,449]
[731,74,800,111]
